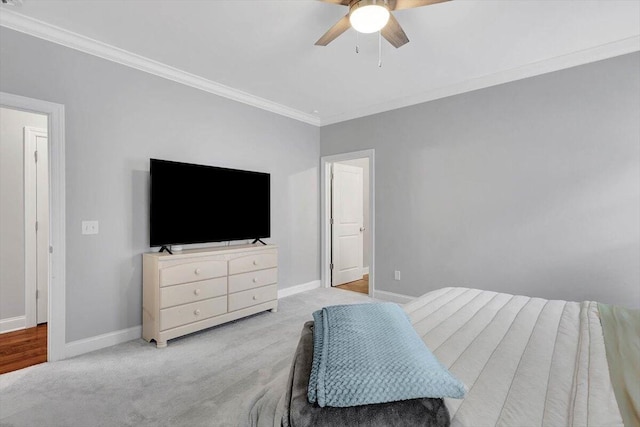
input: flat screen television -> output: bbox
[150,159,270,247]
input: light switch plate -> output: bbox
[82,220,99,235]
[394,270,401,281]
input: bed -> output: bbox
[242,287,638,426]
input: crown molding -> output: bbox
[320,35,640,126]
[0,9,321,126]
[2,9,637,128]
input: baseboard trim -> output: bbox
[65,325,141,359]
[0,315,26,334]
[373,290,415,304]
[63,280,322,358]
[363,266,369,275]
[278,280,322,299]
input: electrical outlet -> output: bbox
[394,270,401,281]
[82,220,99,235]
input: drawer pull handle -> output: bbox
[194,289,201,296]
[253,260,258,266]
[253,295,258,300]
[194,309,201,316]
[253,278,259,283]
[195,268,201,275]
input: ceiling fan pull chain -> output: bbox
[355,31,359,54]
[378,30,383,68]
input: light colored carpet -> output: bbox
[0,287,372,427]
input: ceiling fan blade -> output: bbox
[388,0,450,11]
[315,15,351,46]
[381,13,409,48]
[318,0,351,4]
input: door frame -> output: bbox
[1,92,66,362]
[320,149,375,297]
[23,126,48,327]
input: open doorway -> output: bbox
[0,107,49,373]
[0,92,66,370]
[321,150,375,297]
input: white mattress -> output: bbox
[243,287,625,426]
[404,287,624,427]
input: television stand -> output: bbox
[158,246,173,255]
[143,244,279,348]
[252,238,267,245]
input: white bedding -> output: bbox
[244,287,624,426]
[405,287,623,426]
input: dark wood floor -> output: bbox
[335,274,369,295]
[0,323,47,375]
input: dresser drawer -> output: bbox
[160,296,227,331]
[160,277,227,309]
[228,253,277,275]
[228,268,277,294]
[228,284,277,312]
[159,260,227,287]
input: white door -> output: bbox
[331,163,364,286]
[24,127,49,325]
[36,133,49,324]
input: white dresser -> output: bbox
[142,244,278,348]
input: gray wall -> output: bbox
[0,28,320,342]
[0,107,47,320]
[337,158,370,269]
[321,53,640,309]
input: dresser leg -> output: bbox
[156,340,167,348]
[270,307,278,313]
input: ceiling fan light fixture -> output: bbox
[349,0,390,34]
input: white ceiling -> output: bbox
[1,0,639,125]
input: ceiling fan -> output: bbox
[315,0,450,48]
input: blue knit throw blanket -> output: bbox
[307,302,466,407]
